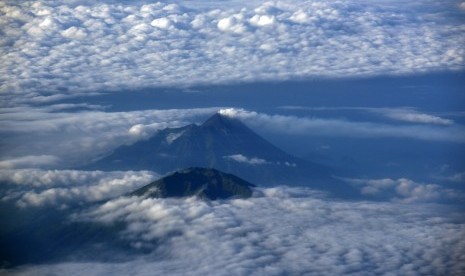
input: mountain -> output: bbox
[84,113,333,187]
[130,168,255,200]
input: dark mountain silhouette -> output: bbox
[84,113,334,188]
[130,167,255,200]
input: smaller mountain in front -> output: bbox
[130,167,255,200]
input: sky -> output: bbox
[1,0,465,275]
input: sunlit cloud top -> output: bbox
[1,0,464,97]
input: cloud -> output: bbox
[219,108,465,143]
[0,169,158,208]
[223,154,296,167]
[0,107,219,168]
[0,155,60,169]
[280,106,454,125]
[363,107,454,125]
[338,176,464,203]
[447,172,465,183]
[1,0,464,100]
[383,110,453,125]
[223,154,269,165]
[1,106,463,171]
[10,186,464,275]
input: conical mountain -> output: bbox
[85,113,332,186]
[130,167,255,200]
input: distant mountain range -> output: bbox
[85,113,342,190]
[130,167,255,200]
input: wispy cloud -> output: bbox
[1,0,463,99]
[0,155,60,169]
[382,109,453,125]
[280,106,454,125]
[220,108,465,143]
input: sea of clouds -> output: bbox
[1,0,464,101]
[2,186,464,275]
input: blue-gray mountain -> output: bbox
[85,113,349,193]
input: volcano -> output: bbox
[130,167,255,200]
[85,113,332,186]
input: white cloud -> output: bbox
[219,108,465,143]
[279,106,454,126]
[339,177,464,203]
[249,14,275,26]
[61,26,87,39]
[1,0,464,99]
[10,186,464,275]
[0,169,158,208]
[0,155,59,169]
[217,15,248,33]
[440,171,465,183]
[378,108,453,125]
[0,107,219,168]
[150,17,172,29]
[223,154,269,165]
[1,106,463,171]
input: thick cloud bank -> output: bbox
[1,0,464,98]
[6,187,465,275]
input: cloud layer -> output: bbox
[339,176,464,203]
[0,169,158,208]
[281,106,455,126]
[1,106,464,170]
[219,108,465,143]
[0,107,219,168]
[7,186,465,275]
[1,0,464,99]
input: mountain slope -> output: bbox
[130,167,255,200]
[85,113,333,186]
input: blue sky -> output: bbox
[1,0,465,274]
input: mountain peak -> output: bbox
[201,112,239,128]
[130,167,255,200]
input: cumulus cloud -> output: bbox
[0,169,158,208]
[0,0,464,99]
[10,186,464,275]
[339,176,464,203]
[223,154,269,165]
[219,108,465,143]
